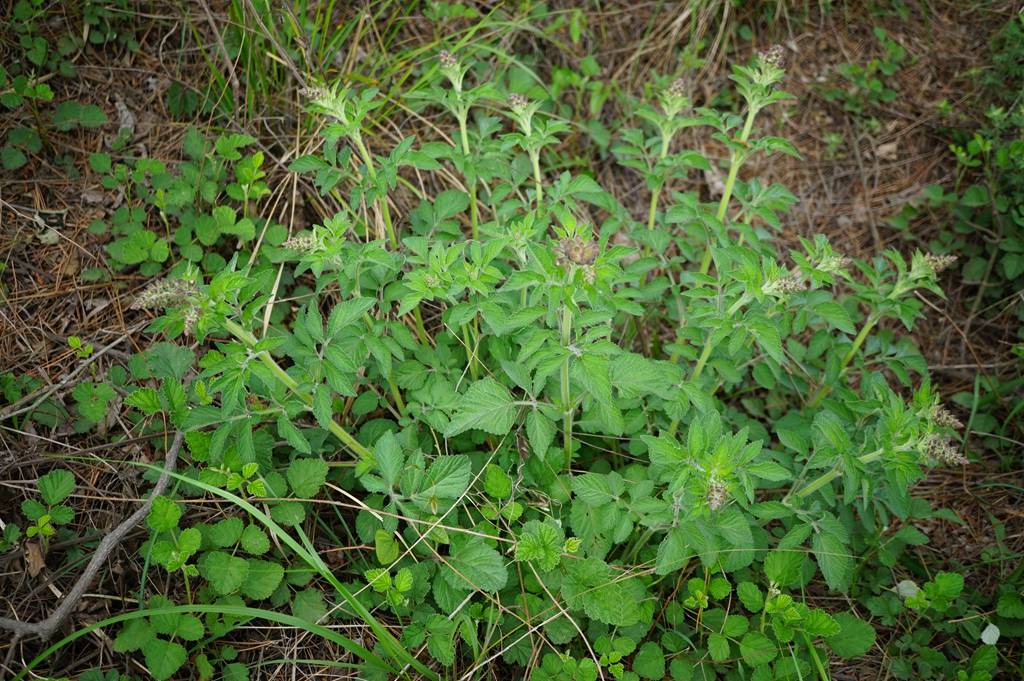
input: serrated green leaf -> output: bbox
[292,588,327,623]
[113,619,152,652]
[172,614,205,641]
[327,297,376,337]
[748,317,784,364]
[208,517,244,547]
[562,557,645,627]
[739,632,777,665]
[426,614,456,666]
[37,469,75,506]
[571,473,616,506]
[287,457,329,498]
[127,387,163,415]
[198,550,249,595]
[441,537,508,592]
[746,461,790,482]
[483,463,512,498]
[412,455,471,508]
[277,416,311,454]
[813,533,853,592]
[270,501,305,527]
[373,431,404,488]
[826,613,875,658]
[815,301,855,334]
[997,592,1024,618]
[515,520,563,572]
[445,378,516,437]
[240,524,270,555]
[737,582,764,612]
[141,638,187,681]
[241,559,284,600]
[375,529,400,565]
[312,384,334,431]
[147,496,182,533]
[633,641,665,679]
[764,550,803,587]
[708,633,730,662]
[802,609,840,636]
[526,409,555,458]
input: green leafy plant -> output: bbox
[823,26,907,119]
[22,469,76,554]
[13,20,1017,680]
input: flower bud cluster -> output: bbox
[283,233,318,255]
[131,278,199,310]
[923,253,957,273]
[924,433,969,466]
[706,479,728,511]
[763,273,807,296]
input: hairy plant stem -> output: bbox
[803,630,831,681]
[363,313,406,415]
[666,337,716,437]
[698,106,758,275]
[530,149,544,207]
[456,113,481,241]
[351,132,397,249]
[807,313,878,408]
[462,323,479,380]
[791,447,885,499]
[223,319,372,459]
[560,304,574,468]
[412,306,430,345]
[646,133,673,232]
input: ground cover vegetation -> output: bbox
[1,1,1022,680]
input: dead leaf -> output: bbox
[875,141,899,161]
[25,541,45,577]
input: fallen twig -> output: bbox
[0,431,184,641]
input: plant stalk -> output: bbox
[223,319,372,460]
[698,105,758,275]
[666,337,716,437]
[793,448,885,499]
[458,113,480,240]
[351,133,397,248]
[530,149,544,206]
[646,133,672,232]
[560,304,573,467]
[807,313,877,408]
[462,323,479,380]
[412,305,430,345]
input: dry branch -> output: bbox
[0,431,184,641]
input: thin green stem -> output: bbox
[803,631,831,681]
[691,339,715,382]
[352,133,397,248]
[363,313,406,416]
[698,106,758,275]
[807,314,877,408]
[530,149,544,206]
[646,184,662,232]
[560,304,573,468]
[462,323,479,380]
[458,113,480,240]
[792,448,885,499]
[223,320,372,460]
[412,305,430,346]
[646,133,672,232]
[667,337,716,437]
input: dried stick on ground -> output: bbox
[0,431,184,641]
